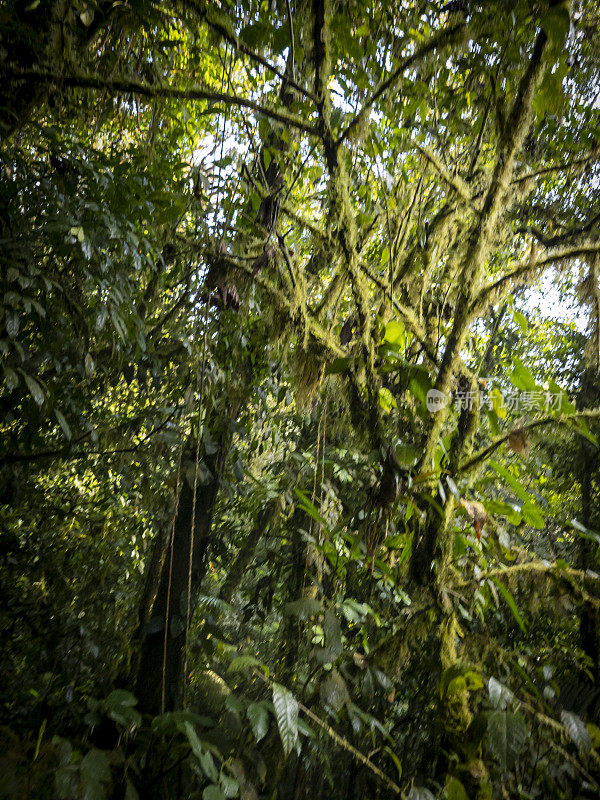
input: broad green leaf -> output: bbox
[512,311,528,333]
[80,749,111,784]
[510,358,537,392]
[105,690,137,708]
[228,655,263,673]
[284,598,322,618]
[384,320,404,345]
[407,787,436,800]
[247,702,269,742]
[445,776,469,800]
[203,786,226,800]
[486,711,527,771]
[520,502,544,529]
[24,373,45,405]
[272,683,298,757]
[488,676,513,710]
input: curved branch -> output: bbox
[470,243,600,317]
[338,21,466,147]
[6,69,319,136]
[459,408,600,475]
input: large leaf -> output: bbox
[488,677,513,711]
[284,598,322,619]
[272,683,298,757]
[407,787,437,800]
[247,702,269,742]
[561,710,591,755]
[444,776,469,800]
[486,711,527,771]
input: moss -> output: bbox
[294,341,327,407]
[443,680,472,735]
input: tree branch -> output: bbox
[471,243,600,316]
[6,69,319,137]
[338,21,465,147]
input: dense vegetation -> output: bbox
[1,1,600,797]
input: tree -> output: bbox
[1,1,600,798]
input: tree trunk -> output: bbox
[134,439,228,714]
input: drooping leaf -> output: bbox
[486,711,527,771]
[272,683,298,757]
[247,702,269,742]
[488,677,513,710]
[561,710,592,755]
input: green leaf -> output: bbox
[228,655,263,673]
[284,598,322,618]
[320,668,349,711]
[55,409,72,439]
[384,320,404,345]
[510,358,537,392]
[490,577,527,634]
[488,677,513,710]
[105,690,138,709]
[247,702,269,742]
[445,776,469,800]
[520,502,544,529]
[483,499,522,526]
[80,749,111,784]
[184,720,204,758]
[384,746,402,782]
[488,460,535,506]
[561,710,591,755]
[379,386,397,414]
[407,787,437,800]
[203,786,226,800]
[486,711,527,771]
[294,488,329,527]
[24,373,45,405]
[512,310,528,333]
[272,683,298,757]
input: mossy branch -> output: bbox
[459,408,600,475]
[338,21,466,146]
[415,142,473,205]
[197,3,316,102]
[7,69,319,136]
[471,243,600,316]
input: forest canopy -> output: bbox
[1,0,600,798]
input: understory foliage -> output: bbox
[2,0,600,798]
